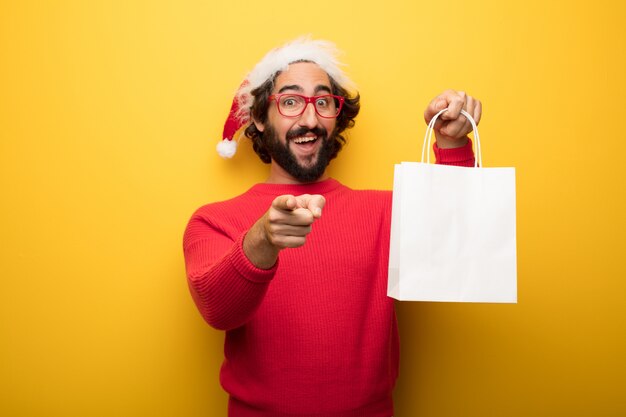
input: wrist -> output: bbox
[435,135,469,149]
[243,218,280,270]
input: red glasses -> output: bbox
[268,94,345,118]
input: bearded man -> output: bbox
[183,37,481,417]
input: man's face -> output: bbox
[253,62,338,183]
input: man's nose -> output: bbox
[298,102,319,128]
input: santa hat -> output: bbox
[216,36,356,158]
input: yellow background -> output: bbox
[1,0,625,416]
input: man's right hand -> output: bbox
[243,194,326,269]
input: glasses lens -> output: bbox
[314,95,338,117]
[278,95,305,116]
[276,94,341,117]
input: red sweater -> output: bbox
[183,141,474,417]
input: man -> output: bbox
[183,37,480,417]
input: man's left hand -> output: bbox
[424,90,482,149]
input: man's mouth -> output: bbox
[287,126,327,147]
[292,136,318,144]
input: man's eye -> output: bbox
[316,98,330,108]
[282,97,299,108]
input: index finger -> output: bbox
[424,96,448,125]
[442,91,466,121]
[425,90,469,122]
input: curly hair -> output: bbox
[244,71,360,164]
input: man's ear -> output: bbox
[252,117,265,132]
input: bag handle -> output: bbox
[421,109,482,168]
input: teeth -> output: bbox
[293,136,317,144]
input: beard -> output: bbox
[262,124,335,183]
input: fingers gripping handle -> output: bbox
[420,109,482,168]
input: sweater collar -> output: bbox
[248,178,344,196]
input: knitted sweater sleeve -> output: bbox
[434,138,476,166]
[183,212,277,331]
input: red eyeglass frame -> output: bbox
[268,94,345,118]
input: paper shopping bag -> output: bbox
[388,109,517,303]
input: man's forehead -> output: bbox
[273,62,331,91]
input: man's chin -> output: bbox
[289,158,328,182]
[294,155,319,169]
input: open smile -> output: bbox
[292,136,318,144]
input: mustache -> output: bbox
[286,126,328,141]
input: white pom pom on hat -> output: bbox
[216,138,238,158]
[216,36,356,158]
